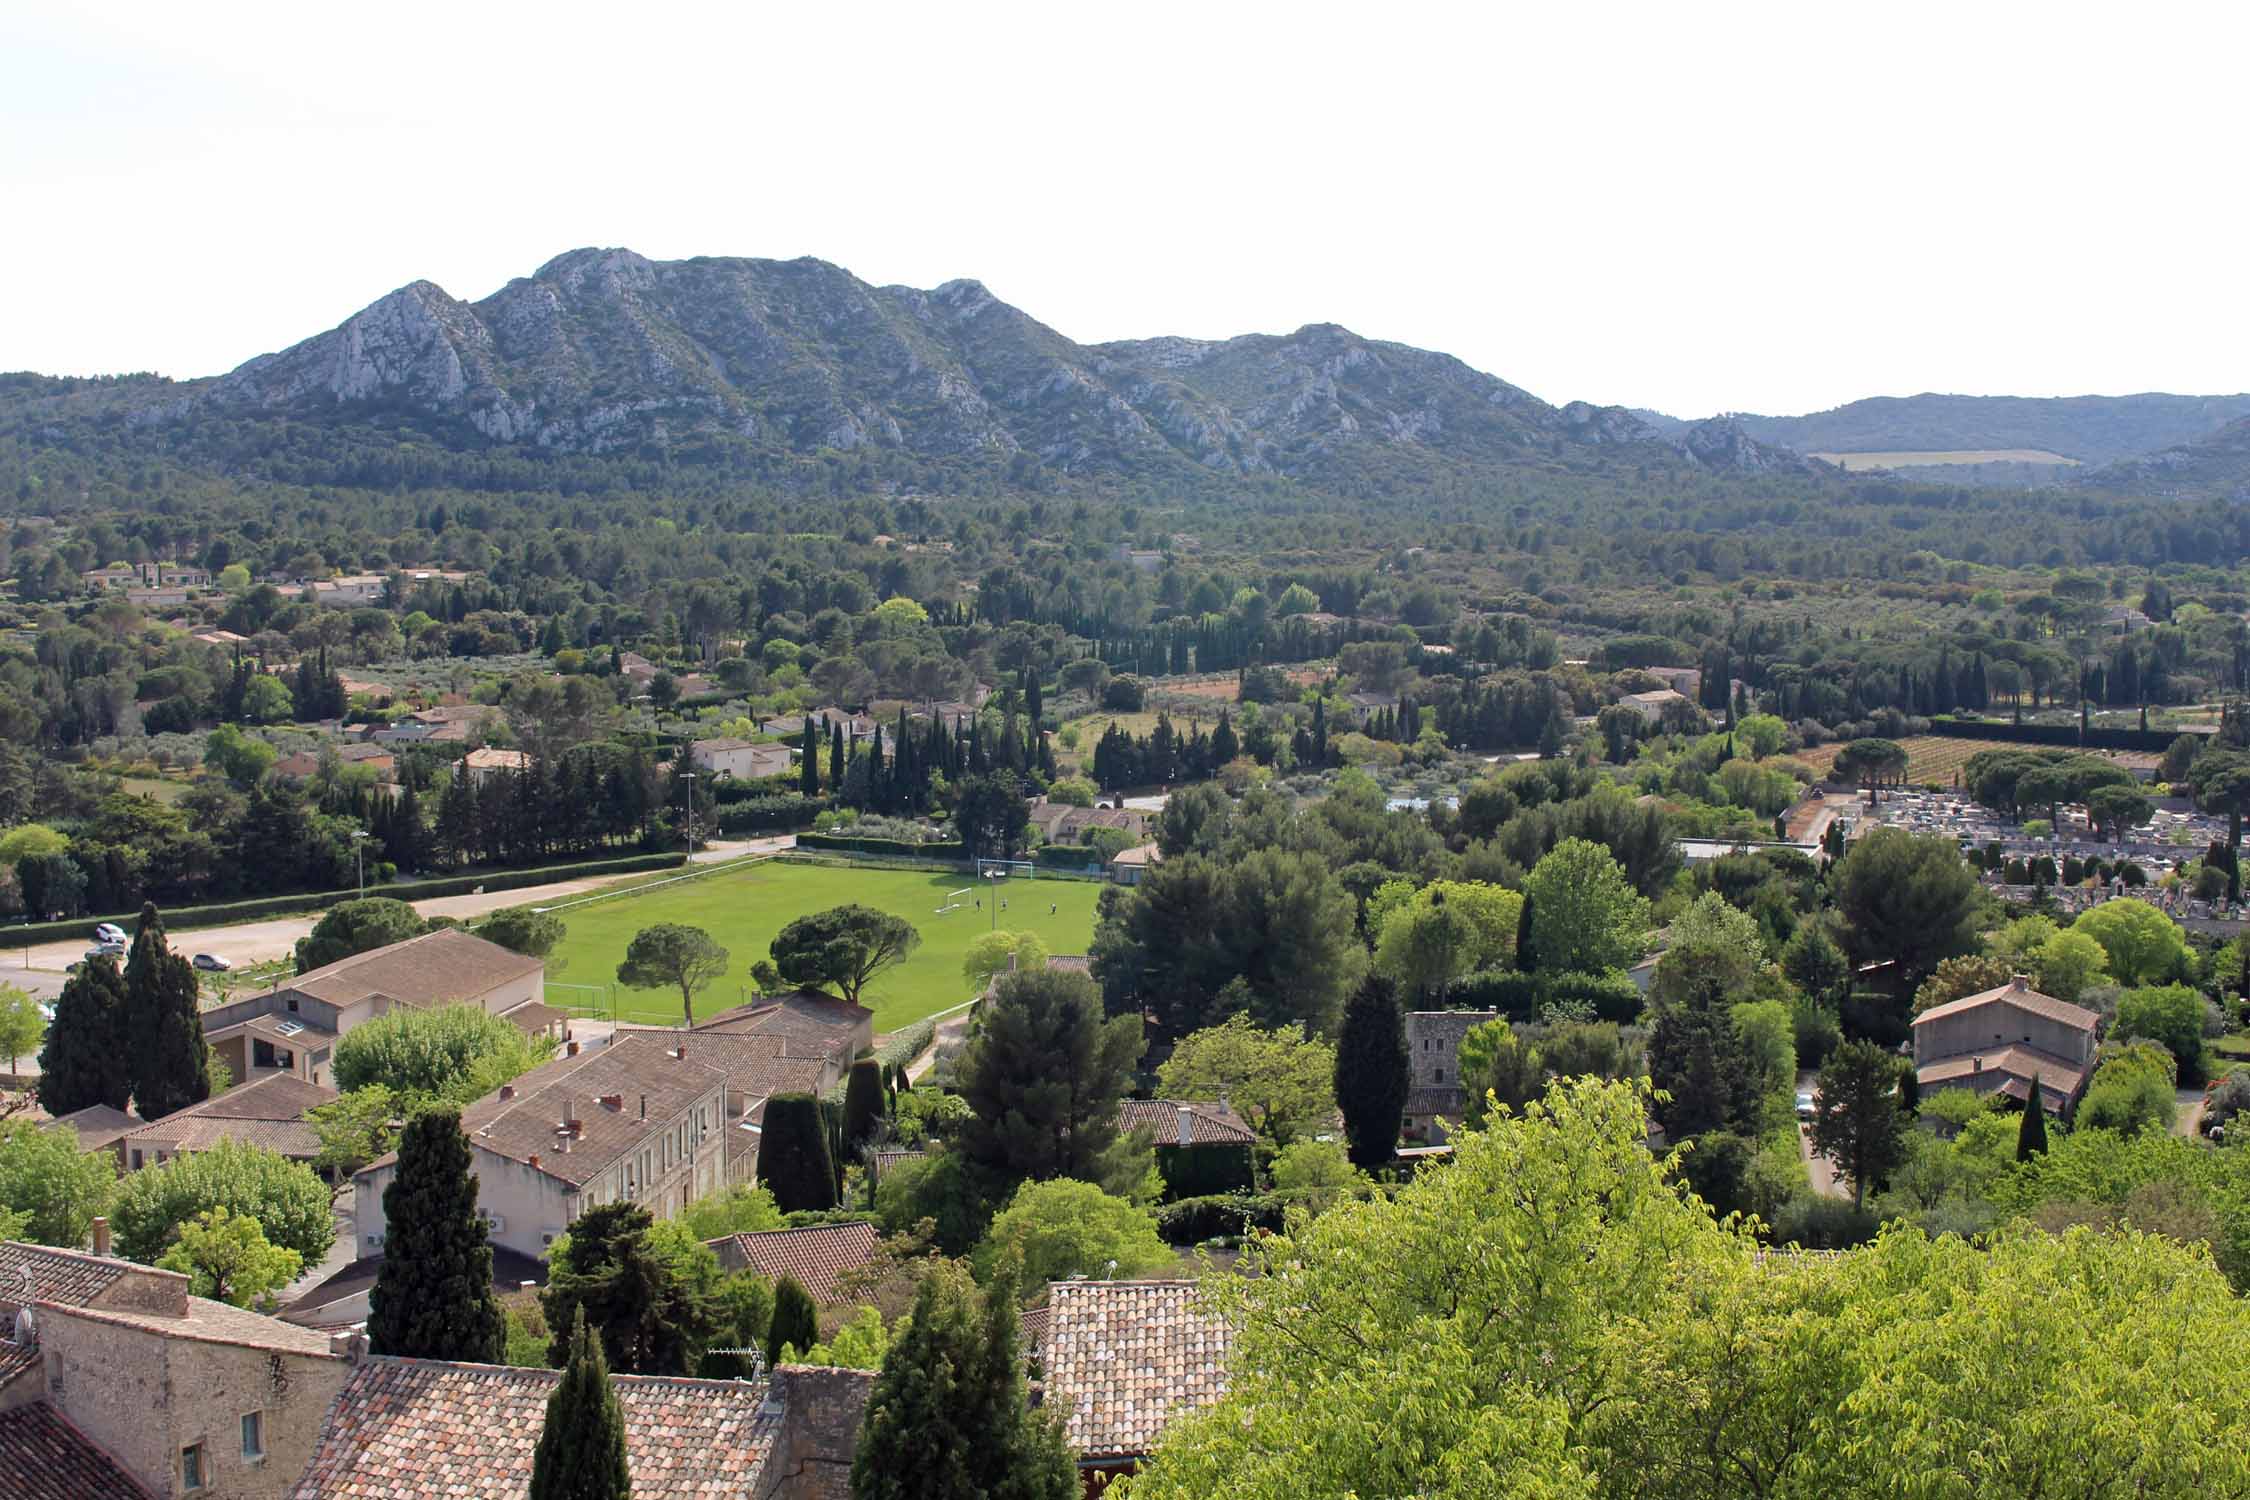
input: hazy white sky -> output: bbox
[5,2,2246,417]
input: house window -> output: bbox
[242,1411,265,1460]
[182,1443,206,1491]
[131,1149,144,1170]
[287,997,299,1012]
[1434,1068,1445,1083]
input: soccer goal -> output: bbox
[974,858,1037,880]
[936,887,974,914]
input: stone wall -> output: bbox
[759,1363,876,1500]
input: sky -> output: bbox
[4,2,2247,418]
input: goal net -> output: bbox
[974,858,1037,880]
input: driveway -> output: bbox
[14,838,792,984]
[1796,1069,1848,1199]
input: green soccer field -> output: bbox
[534,859,1104,1033]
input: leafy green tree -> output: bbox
[307,1086,404,1181]
[239,673,294,724]
[973,1177,1175,1285]
[1521,838,1649,976]
[367,1109,505,1361]
[543,1201,717,1375]
[850,1259,1074,1500]
[1834,737,1909,802]
[756,1093,838,1212]
[2076,1044,2180,1136]
[1829,828,1983,992]
[110,1138,334,1264]
[678,1183,784,1240]
[530,1306,632,1500]
[1155,1015,1336,1148]
[1810,1040,1910,1211]
[123,904,209,1120]
[872,1150,997,1258]
[1910,954,2013,1016]
[1371,880,1522,997]
[294,897,428,973]
[766,1273,820,1369]
[954,967,1143,1196]
[2087,783,2154,841]
[1780,923,1847,1005]
[1268,1138,1364,1212]
[2112,983,2208,1085]
[616,922,730,1028]
[800,1304,895,1368]
[332,1003,552,1100]
[1334,975,1408,1171]
[1456,1018,1545,1124]
[37,954,129,1115]
[2072,900,2189,987]
[843,1059,886,1156]
[0,1118,116,1245]
[962,930,1047,992]
[770,905,920,1005]
[2189,747,2250,846]
[2017,1091,2050,1161]
[479,905,567,960]
[1649,893,1772,1008]
[201,723,277,787]
[2032,929,2110,1003]
[0,984,45,1074]
[154,1206,301,1308]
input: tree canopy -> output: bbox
[770,904,919,1005]
[294,896,430,973]
[954,966,1143,1197]
[1519,838,1649,977]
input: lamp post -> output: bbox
[352,830,368,898]
[680,770,697,856]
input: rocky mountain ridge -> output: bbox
[182,247,1814,483]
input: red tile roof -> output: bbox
[1041,1281,1232,1462]
[0,1242,135,1318]
[1914,976,2098,1032]
[289,1357,783,1498]
[0,1402,151,1499]
[706,1221,881,1303]
[1120,1099,1259,1147]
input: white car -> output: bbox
[191,954,233,973]
[92,923,127,946]
[1795,1089,1818,1120]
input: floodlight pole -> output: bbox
[681,770,697,855]
[352,830,368,897]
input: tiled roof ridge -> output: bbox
[126,1071,329,1126]
[1914,977,2099,1029]
[270,924,542,993]
[471,1034,725,1125]
[39,1294,340,1356]
[359,1353,765,1394]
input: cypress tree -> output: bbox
[829,723,845,786]
[37,955,130,1115]
[755,1093,838,1212]
[2016,1093,2049,1161]
[765,1274,819,1370]
[841,1059,884,1156]
[1334,975,1409,1171]
[529,1306,632,1500]
[1514,890,1537,973]
[368,1109,506,1362]
[126,904,210,1120]
[800,717,820,796]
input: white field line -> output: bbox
[522,853,775,917]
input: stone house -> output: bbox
[1109,841,1162,885]
[1119,1099,1259,1195]
[0,1236,353,1499]
[461,745,531,785]
[1404,1010,1501,1144]
[691,737,796,780]
[1912,975,2100,1115]
[202,927,548,1088]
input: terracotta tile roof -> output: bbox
[1916,1044,2089,1102]
[463,746,530,771]
[245,926,542,1011]
[1041,1281,1232,1461]
[696,988,873,1042]
[289,1357,782,1498]
[49,1104,138,1152]
[706,1221,881,1303]
[1019,1303,1052,1354]
[0,1242,135,1317]
[0,1402,151,1499]
[203,1011,341,1052]
[451,1034,726,1187]
[1121,1099,1259,1148]
[40,1293,344,1358]
[119,1073,338,1160]
[0,1335,40,1390]
[1914,976,2099,1032]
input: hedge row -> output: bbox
[1436,968,1643,1024]
[716,794,827,833]
[0,850,688,949]
[873,1018,941,1069]
[795,832,968,860]
[1033,845,1104,870]
[1924,715,2207,754]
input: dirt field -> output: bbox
[1792,735,2160,786]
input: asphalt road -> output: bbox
[11,835,792,987]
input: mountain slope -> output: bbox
[168,247,1813,486]
[1731,393,2250,465]
[2089,414,2250,499]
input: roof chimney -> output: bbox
[567,1040,581,1057]
[1972,1057,1982,1074]
[674,1043,687,1062]
[1177,1108,1193,1148]
[529,1153,541,1170]
[499,1085,516,1102]
[639,1094,648,1121]
[2009,975,2029,991]
[91,1217,110,1257]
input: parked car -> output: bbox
[83,943,125,963]
[92,923,127,946]
[191,954,233,973]
[1795,1089,1818,1120]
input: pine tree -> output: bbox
[2016,1093,2049,1161]
[543,1201,712,1375]
[850,1261,1074,1500]
[530,1306,632,1500]
[841,1059,884,1156]
[37,955,130,1115]
[126,904,211,1119]
[765,1274,819,1370]
[1334,975,1409,1171]
[755,1093,838,1211]
[368,1109,506,1362]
